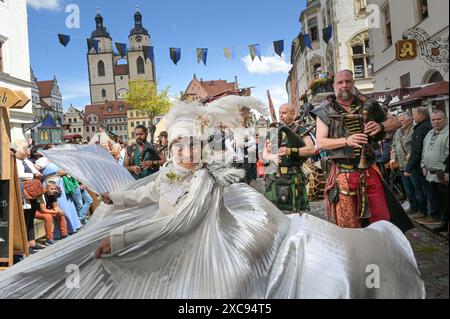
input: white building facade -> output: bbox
[0,0,34,143]
[368,0,448,91]
[288,0,374,107]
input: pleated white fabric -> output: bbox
[0,145,425,299]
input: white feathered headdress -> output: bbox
[165,96,266,144]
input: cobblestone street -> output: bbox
[307,200,449,299]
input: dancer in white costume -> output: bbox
[0,96,425,299]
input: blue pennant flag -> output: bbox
[273,40,284,57]
[87,39,99,53]
[115,42,127,57]
[249,44,261,61]
[300,34,312,50]
[322,26,333,44]
[143,46,154,63]
[170,48,181,65]
[197,48,208,65]
[57,34,70,47]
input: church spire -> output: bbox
[129,6,149,37]
[91,8,111,39]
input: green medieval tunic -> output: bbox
[265,123,309,212]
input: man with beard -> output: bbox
[313,70,402,229]
[124,125,165,180]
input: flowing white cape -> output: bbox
[0,145,425,299]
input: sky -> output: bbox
[26,0,306,113]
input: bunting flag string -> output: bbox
[87,38,99,53]
[115,42,127,57]
[57,34,71,47]
[44,27,309,65]
[196,48,208,65]
[273,40,284,57]
[322,26,333,44]
[170,48,181,65]
[224,47,235,60]
[249,44,261,61]
[143,46,155,64]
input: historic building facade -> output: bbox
[367,0,448,91]
[87,9,156,105]
[0,0,34,143]
[63,105,85,139]
[287,0,373,108]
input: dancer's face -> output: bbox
[171,136,201,170]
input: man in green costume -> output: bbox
[263,103,315,212]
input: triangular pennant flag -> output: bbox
[58,34,70,47]
[87,39,99,53]
[322,26,333,44]
[299,34,312,50]
[224,47,235,60]
[273,40,284,57]
[197,48,208,65]
[143,46,154,64]
[115,42,127,57]
[249,44,261,62]
[170,48,181,65]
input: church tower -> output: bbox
[127,8,155,84]
[87,9,116,104]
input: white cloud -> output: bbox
[59,79,90,105]
[252,84,288,118]
[241,54,292,75]
[26,0,62,11]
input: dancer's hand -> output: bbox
[101,192,112,205]
[95,237,111,258]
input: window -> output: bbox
[74,118,77,123]
[115,126,118,131]
[102,89,106,97]
[69,118,72,123]
[98,60,105,77]
[78,128,81,132]
[86,127,89,133]
[40,131,49,140]
[137,57,145,74]
[350,31,372,79]
[308,17,319,42]
[382,4,392,48]
[92,126,95,131]
[136,121,140,125]
[131,121,134,127]
[130,111,134,117]
[0,40,3,73]
[400,73,411,88]
[88,117,92,122]
[417,0,429,22]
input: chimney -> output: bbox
[234,75,239,90]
